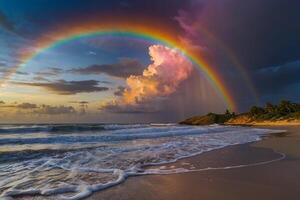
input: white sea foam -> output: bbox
[0,124,285,199]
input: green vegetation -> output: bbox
[180,109,235,125]
[249,100,300,120]
[180,101,300,125]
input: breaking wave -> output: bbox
[0,124,284,199]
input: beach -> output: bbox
[2,124,298,200]
[88,126,300,200]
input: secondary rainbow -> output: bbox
[9,23,236,111]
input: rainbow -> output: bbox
[5,22,236,111]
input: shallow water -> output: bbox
[0,124,283,199]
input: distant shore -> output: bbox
[179,112,300,126]
[180,101,300,126]
[87,125,300,200]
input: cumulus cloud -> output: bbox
[101,45,193,113]
[12,80,109,95]
[69,58,145,78]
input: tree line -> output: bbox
[249,100,300,120]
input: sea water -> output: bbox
[0,124,283,199]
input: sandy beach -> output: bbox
[87,126,300,200]
[11,125,300,200]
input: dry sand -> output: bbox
[226,118,300,126]
[88,126,300,200]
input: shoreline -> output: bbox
[87,125,300,200]
[13,125,300,200]
[226,120,300,126]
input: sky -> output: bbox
[0,0,300,123]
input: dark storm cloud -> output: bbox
[3,0,186,40]
[176,0,300,108]
[69,58,145,78]
[0,10,16,33]
[220,0,300,69]
[181,0,300,69]
[13,80,109,95]
[254,61,300,94]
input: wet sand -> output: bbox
[89,126,300,200]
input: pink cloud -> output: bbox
[102,44,193,112]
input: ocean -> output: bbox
[0,124,282,199]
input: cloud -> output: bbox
[87,51,97,55]
[0,101,76,115]
[174,9,208,52]
[178,0,300,69]
[0,67,9,74]
[69,101,89,115]
[173,0,300,108]
[0,67,28,75]
[0,60,8,67]
[0,102,37,109]
[69,58,145,78]
[254,60,300,93]
[12,80,109,95]
[101,45,193,113]
[0,10,16,33]
[35,67,63,76]
[16,102,38,109]
[15,71,29,75]
[101,102,159,113]
[114,86,126,96]
[33,105,76,115]
[32,76,50,82]
[69,101,89,104]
